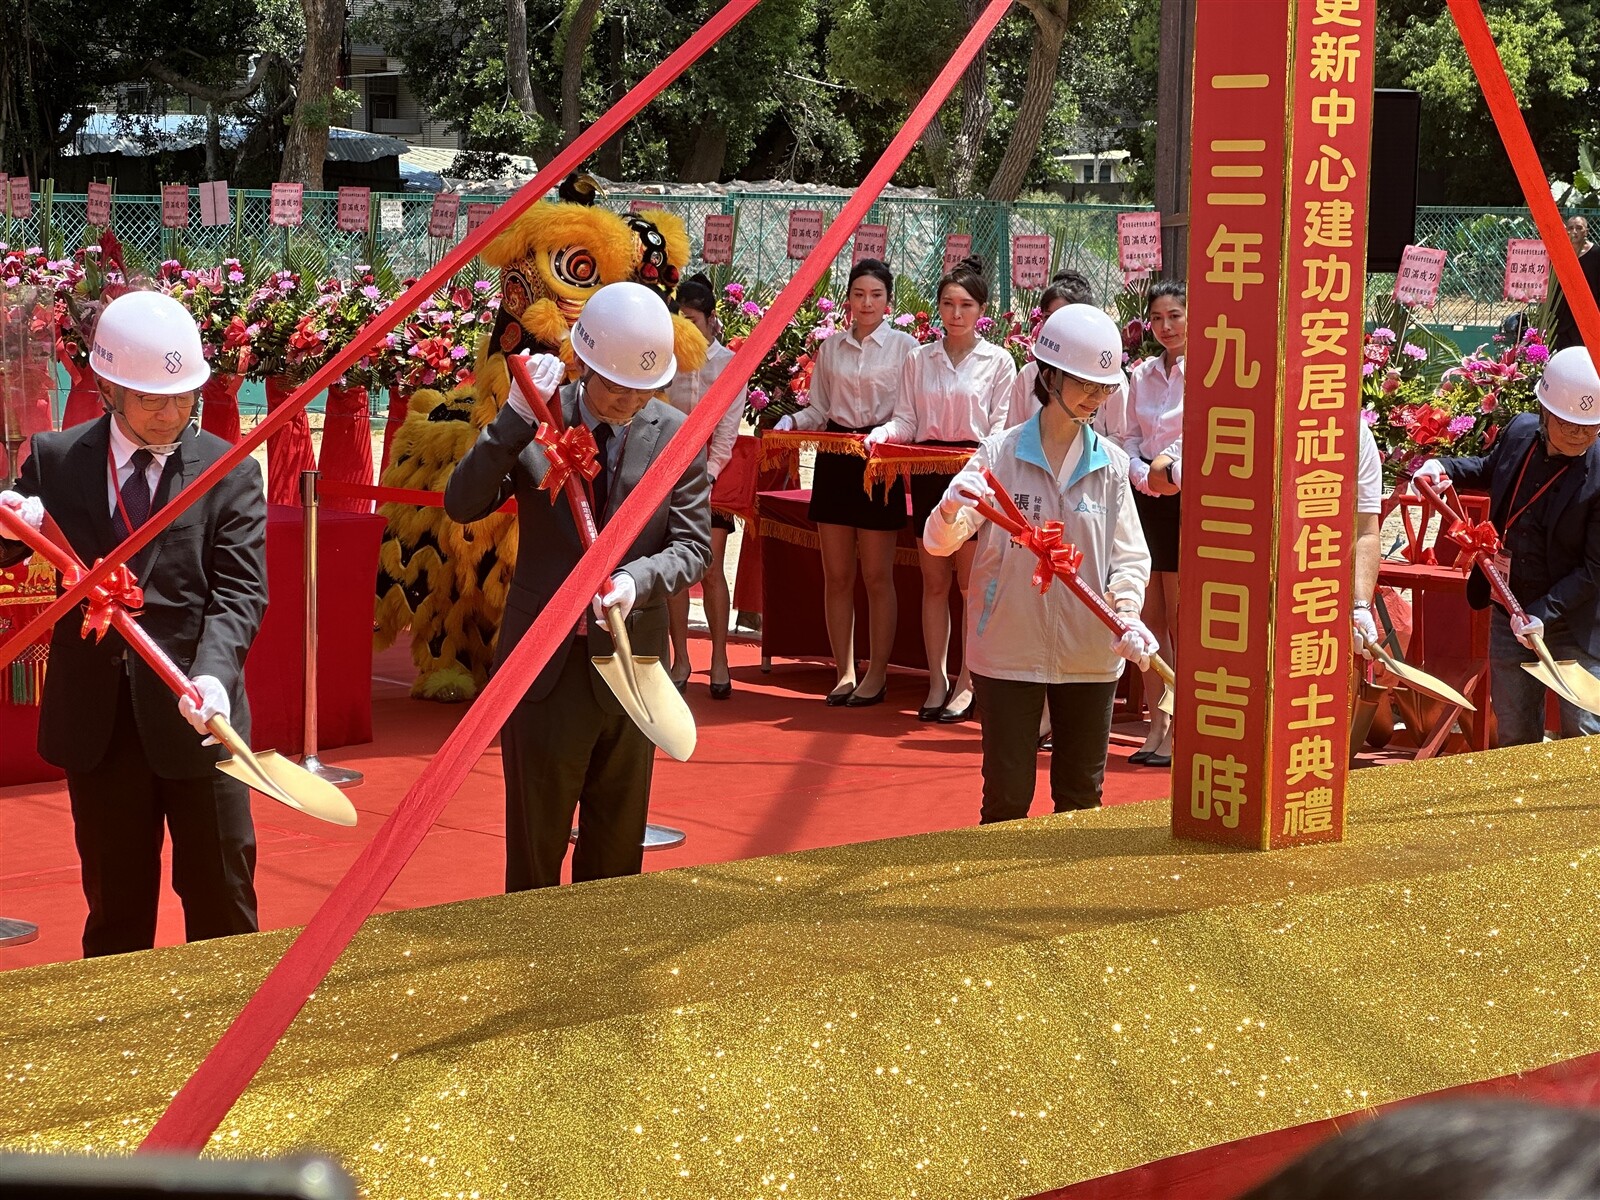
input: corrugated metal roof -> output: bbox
[66,114,407,162]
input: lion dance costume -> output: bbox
[374,175,707,700]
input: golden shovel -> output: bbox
[1368,642,1477,712]
[591,604,697,762]
[1151,655,1176,717]
[0,506,358,826]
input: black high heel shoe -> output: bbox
[846,684,886,707]
[937,698,974,724]
[826,683,857,707]
[709,679,733,701]
[918,678,951,722]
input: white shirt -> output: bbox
[793,322,918,432]
[1356,420,1383,515]
[923,417,1150,683]
[665,339,744,481]
[872,338,1016,445]
[1113,354,1185,463]
[1006,359,1131,435]
[107,417,173,516]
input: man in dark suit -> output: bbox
[445,282,711,890]
[0,291,267,956]
[1413,346,1600,745]
[1551,216,1600,352]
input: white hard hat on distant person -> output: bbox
[1536,346,1600,425]
[570,281,677,391]
[90,291,210,394]
[1031,303,1126,386]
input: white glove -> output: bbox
[0,490,44,532]
[772,414,796,432]
[591,571,637,624]
[1352,606,1380,659]
[863,429,887,455]
[1128,458,1155,496]
[1411,459,1450,492]
[1510,612,1545,649]
[1113,618,1158,671]
[178,675,230,745]
[937,467,993,521]
[505,352,566,424]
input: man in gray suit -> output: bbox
[445,282,711,890]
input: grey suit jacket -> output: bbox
[443,382,712,709]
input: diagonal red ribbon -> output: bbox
[64,560,143,642]
[534,423,601,501]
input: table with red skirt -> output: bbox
[0,505,384,787]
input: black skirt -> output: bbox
[1133,467,1181,572]
[807,422,907,532]
[908,440,979,533]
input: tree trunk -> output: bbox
[280,0,345,188]
[594,14,625,177]
[507,0,537,116]
[945,0,994,198]
[205,107,222,180]
[985,2,1068,202]
[560,0,605,145]
[920,120,951,196]
[678,117,727,182]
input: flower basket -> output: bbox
[319,384,375,512]
[262,375,317,506]
[200,372,244,445]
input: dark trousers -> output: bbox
[65,677,258,958]
[973,673,1118,823]
[501,641,655,890]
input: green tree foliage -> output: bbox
[1377,0,1600,205]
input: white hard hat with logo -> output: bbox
[1031,303,1126,386]
[1537,346,1600,425]
[569,281,678,391]
[90,290,211,394]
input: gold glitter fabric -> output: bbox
[4,742,1600,1197]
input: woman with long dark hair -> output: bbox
[774,259,917,706]
[867,256,1016,723]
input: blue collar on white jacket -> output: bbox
[1016,411,1110,488]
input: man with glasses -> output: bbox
[446,281,711,890]
[0,290,267,956]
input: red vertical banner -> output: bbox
[942,232,973,275]
[428,191,461,237]
[466,202,497,234]
[199,180,231,227]
[86,182,112,226]
[852,222,887,264]
[702,213,734,263]
[9,176,34,220]
[270,183,304,227]
[1176,0,1374,850]
[787,209,824,260]
[161,184,189,228]
[337,187,371,233]
[1504,238,1550,303]
[1270,0,1375,848]
[1173,2,1292,848]
[1011,233,1051,289]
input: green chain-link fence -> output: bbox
[8,187,1600,332]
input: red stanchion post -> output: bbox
[299,470,362,787]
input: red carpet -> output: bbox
[0,640,1172,971]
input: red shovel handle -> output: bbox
[506,353,602,551]
[0,504,204,705]
[1411,476,1528,623]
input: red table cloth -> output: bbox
[0,505,383,786]
[757,488,961,672]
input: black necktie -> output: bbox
[111,448,155,542]
[591,423,613,527]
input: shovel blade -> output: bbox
[216,749,360,826]
[1522,658,1600,718]
[1157,686,1175,717]
[593,652,698,761]
[1373,647,1477,712]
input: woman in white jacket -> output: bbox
[664,275,745,699]
[925,305,1155,820]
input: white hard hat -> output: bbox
[91,291,210,394]
[569,281,677,391]
[1031,303,1126,386]
[1536,346,1600,425]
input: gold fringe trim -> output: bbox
[757,518,922,568]
[758,431,867,469]
[862,452,973,494]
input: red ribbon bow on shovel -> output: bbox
[1022,520,1085,595]
[1444,516,1501,559]
[534,421,602,500]
[65,560,143,642]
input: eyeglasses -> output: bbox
[1062,375,1120,399]
[129,392,198,413]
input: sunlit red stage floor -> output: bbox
[0,640,1179,973]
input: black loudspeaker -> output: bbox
[0,1152,354,1198]
[1367,88,1421,274]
